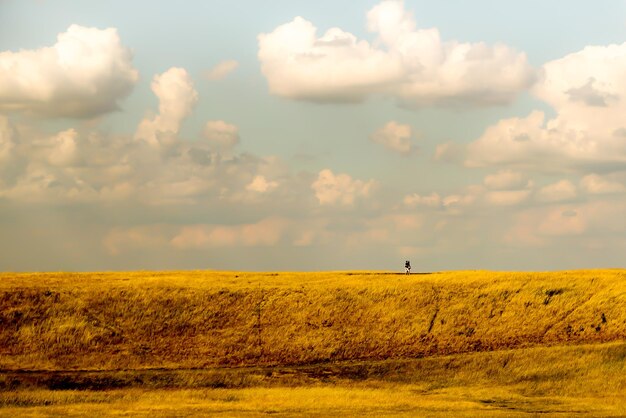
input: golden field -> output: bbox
[1,270,625,416]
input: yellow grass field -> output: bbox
[1,270,625,416]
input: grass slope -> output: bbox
[1,270,625,370]
[1,270,626,416]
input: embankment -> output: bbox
[1,270,625,370]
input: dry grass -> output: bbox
[1,341,625,416]
[1,269,626,416]
[1,270,625,369]
[0,386,614,417]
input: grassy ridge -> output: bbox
[1,270,626,370]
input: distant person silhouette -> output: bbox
[405,260,411,275]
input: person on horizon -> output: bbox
[405,260,411,275]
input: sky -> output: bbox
[2,1,626,272]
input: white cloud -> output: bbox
[406,180,535,211]
[312,169,376,206]
[0,113,289,207]
[258,0,534,107]
[442,193,475,208]
[504,206,586,247]
[504,197,626,249]
[403,192,441,208]
[466,111,587,169]
[47,129,81,167]
[533,44,626,129]
[580,174,626,194]
[202,120,239,150]
[147,176,214,205]
[434,141,464,163]
[370,121,415,155]
[0,116,17,163]
[0,25,138,118]
[483,170,529,190]
[537,180,577,202]
[0,165,93,203]
[104,225,171,255]
[246,175,278,193]
[170,218,288,249]
[0,123,142,203]
[99,181,134,201]
[258,17,400,103]
[485,189,532,206]
[205,60,239,80]
[482,170,533,206]
[538,208,586,237]
[0,116,25,185]
[135,67,198,146]
[467,42,626,172]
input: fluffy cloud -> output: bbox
[0,116,25,185]
[482,170,533,206]
[370,121,415,155]
[442,193,477,208]
[104,217,335,256]
[258,17,399,103]
[483,170,529,190]
[0,25,138,118]
[433,141,464,163]
[312,169,376,206]
[258,0,534,107]
[47,129,82,167]
[533,44,626,128]
[580,174,625,194]
[104,225,172,256]
[403,192,441,208]
[135,67,198,146]
[170,218,288,249]
[542,209,586,236]
[202,120,239,150]
[405,176,535,211]
[404,187,480,212]
[0,119,287,207]
[0,116,17,162]
[205,60,239,80]
[0,122,112,202]
[485,189,532,206]
[505,206,586,247]
[246,175,278,193]
[467,42,626,172]
[0,61,298,209]
[466,111,583,169]
[537,180,577,202]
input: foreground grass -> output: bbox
[2,386,619,417]
[1,341,625,416]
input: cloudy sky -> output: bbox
[2,0,626,272]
